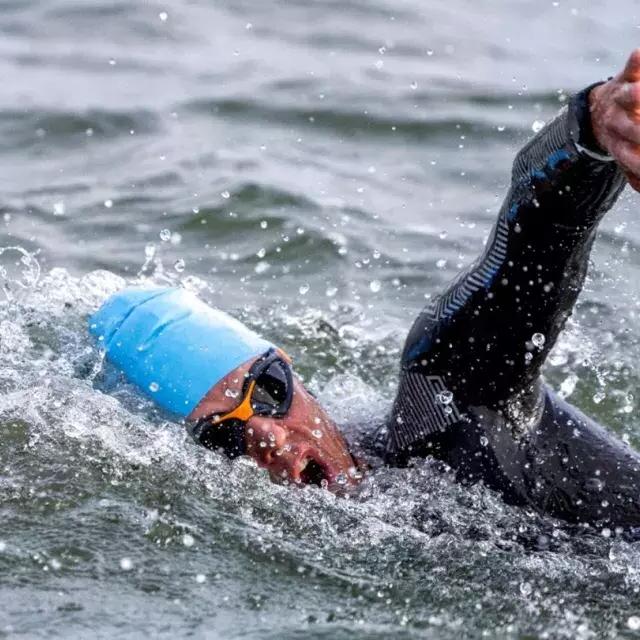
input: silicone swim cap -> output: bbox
[89,287,273,417]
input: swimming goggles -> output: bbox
[188,348,293,457]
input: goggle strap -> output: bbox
[213,380,257,424]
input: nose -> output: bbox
[244,419,287,463]
[244,418,331,486]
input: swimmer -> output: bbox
[91,50,640,527]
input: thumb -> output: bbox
[622,49,640,82]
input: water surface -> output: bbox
[2,1,640,638]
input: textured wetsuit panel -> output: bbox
[385,85,640,526]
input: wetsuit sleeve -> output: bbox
[386,85,626,459]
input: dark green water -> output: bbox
[2,1,640,638]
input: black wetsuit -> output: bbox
[384,84,640,528]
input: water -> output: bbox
[2,1,640,637]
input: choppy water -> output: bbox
[3,1,640,638]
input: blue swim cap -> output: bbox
[89,287,273,417]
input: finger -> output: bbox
[622,48,640,82]
[614,82,640,117]
[611,139,640,178]
[608,112,640,145]
[624,170,640,193]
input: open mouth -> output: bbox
[298,457,329,486]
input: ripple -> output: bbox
[0,108,159,151]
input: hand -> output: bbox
[590,49,640,192]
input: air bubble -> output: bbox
[369,280,381,293]
[299,284,309,295]
[174,258,185,273]
[149,382,159,393]
[312,429,323,439]
[221,190,230,199]
[120,558,133,571]
[160,229,171,242]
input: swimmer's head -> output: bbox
[89,287,360,491]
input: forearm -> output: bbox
[401,87,626,408]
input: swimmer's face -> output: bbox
[188,352,362,491]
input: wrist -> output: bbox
[588,82,611,155]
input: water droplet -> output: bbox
[221,190,230,199]
[144,243,156,259]
[584,477,604,492]
[120,557,133,571]
[174,258,185,272]
[531,333,545,349]
[335,473,348,485]
[256,247,266,258]
[224,388,239,398]
[369,280,381,293]
[628,616,640,631]
[50,558,61,570]
[182,534,195,547]
[159,228,171,242]
[436,390,453,405]
[592,390,605,404]
[53,201,65,216]
[497,125,506,132]
[436,259,447,269]
[519,581,532,597]
[299,283,309,295]
[149,382,159,393]
[480,436,488,447]
[158,11,168,21]
[312,429,323,439]
[325,286,337,297]
[104,199,113,208]
[410,81,418,90]
[426,49,434,56]
[0,541,6,553]
[254,261,269,274]
[196,573,206,583]
[260,220,268,229]
[348,466,363,480]
[531,120,545,133]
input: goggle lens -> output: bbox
[251,359,290,412]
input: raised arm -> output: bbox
[386,51,640,459]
